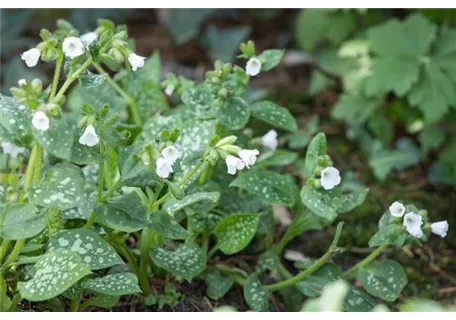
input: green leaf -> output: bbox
[202,25,250,62]
[70,141,101,165]
[80,70,107,88]
[0,95,33,144]
[33,119,74,160]
[257,149,298,167]
[150,243,206,281]
[364,14,437,98]
[357,259,408,301]
[167,9,214,44]
[204,270,234,300]
[214,213,261,254]
[67,82,126,114]
[148,211,190,240]
[243,275,269,312]
[258,49,285,71]
[304,133,327,177]
[48,228,123,270]
[297,264,341,297]
[369,225,408,248]
[118,145,159,187]
[419,125,446,153]
[88,294,119,308]
[369,144,412,180]
[95,192,149,232]
[1,275,11,311]
[130,51,161,85]
[300,186,339,220]
[332,94,381,124]
[250,100,297,132]
[82,273,141,296]
[337,187,369,214]
[343,286,376,312]
[128,75,169,119]
[27,165,85,210]
[0,204,47,240]
[218,97,250,130]
[18,249,91,302]
[230,170,297,207]
[163,191,220,215]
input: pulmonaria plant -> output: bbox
[0,18,450,313]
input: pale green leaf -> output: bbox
[243,275,268,312]
[218,97,250,130]
[0,204,47,240]
[82,273,141,296]
[250,100,297,132]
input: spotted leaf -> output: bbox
[243,274,269,312]
[218,97,250,130]
[0,204,47,240]
[303,133,327,177]
[148,211,190,240]
[0,95,33,144]
[204,270,234,300]
[250,100,297,132]
[82,273,141,296]
[33,118,74,160]
[163,191,220,215]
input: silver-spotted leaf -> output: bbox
[304,133,327,177]
[300,186,339,220]
[82,273,141,296]
[258,49,285,71]
[250,100,297,132]
[204,270,235,300]
[0,95,33,144]
[33,119,74,160]
[218,97,250,130]
[0,204,47,240]
[243,274,269,312]
[163,192,220,215]
[148,211,190,240]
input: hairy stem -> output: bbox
[49,50,64,101]
[52,57,93,103]
[342,244,389,278]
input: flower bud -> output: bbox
[110,48,124,64]
[41,47,57,62]
[40,28,53,41]
[46,103,60,116]
[418,209,428,220]
[316,155,332,167]
[82,104,95,115]
[77,115,88,128]
[57,19,74,31]
[215,135,237,147]
[218,87,229,99]
[165,180,185,200]
[313,165,324,176]
[220,144,242,155]
[313,179,322,189]
[114,31,128,40]
[10,87,26,97]
[31,79,43,92]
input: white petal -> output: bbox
[156,157,173,178]
[239,149,260,168]
[320,166,341,190]
[1,142,25,159]
[18,79,27,87]
[226,155,244,175]
[261,129,278,150]
[128,53,146,72]
[32,111,50,131]
[21,48,40,67]
[62,37,85,59]
[246,57,262,76]
[403,212,423,238]
[161,145,181,165]
[80,32,98,48]
[165,85,174,96]
[431,221,449,238]
[79,125,99,147]
[389,201,405,218]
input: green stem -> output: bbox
[100,179,122,202]
[92,62,141,126]
[1,240,25,275]
[138,229,163,296]
[0,240,11,263]
[69,297,80,312]
[342,244,389,278]
[273,204,304,254]
[52,57,93,103]
[150,163,202,211]
[148,184,163,210]
[7,293,22,311]
[111,242,139,276]
[19,144,39,202]
[49,50,64,101]
[207,245,219,259]
[32,146,43,184]
[265,222,344,292]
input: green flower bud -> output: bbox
[101,104,110,118]
[10,87,26,97]
[110,48,124,64]
[82,104,95,115]
[313,178,322,189]
[220,145,242,155]
[218,87,229,99]
[165,180,185,200]
[170,129,180,143]
[31,79,43,93]
[317,155,332,167]
[215,135,237,147]
[418,209,428,220]
[114,31,128,40]
[56,19,74,32]
[77,115,88,128]
[306,177,315,186]
[40,29,53,41]
[313,165,324,176]
[100,53,121,71]
[46,103,60,116]
[41,47,57,62]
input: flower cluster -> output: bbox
[225,149,260,175]
[389,201,449,239]
[155,146,182,179]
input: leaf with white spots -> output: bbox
[48,229,123,270]
[243,274,269,312]
[70,141,101,165]
[214,213,261,254]
[343,286,376,312]
[118,145,160,187]
[230,170,297,207]
[27,165,85,210]
[204,269,234,300]
[258,49,285,71]
[82,273,141,296]
[95,192,149,232]
[218,97,250,130]
[163,191,220,215]
[138,112,183,144]
[33,118,74,160]
[18,249,91,302]
[62,192,97,220]
[368,224,408,248]
[357,259,408,301]
[250,100,297,132]
[337,187,369,214]
[0,95,33,144]
[301,186,342,220]
[88,294,119,308]
[0,204,47,240]
[150,243,206,281]
[148,211,190,240]
[304,133,327,177]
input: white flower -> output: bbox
[78,125,99,147]
[261,129,278,150]
[389,201,405,218]
[1,142,25,159]
[32,111,50,131]
[246,57,262,76]
[239,149,260,168]
[320,166,341,190]
[21,48,40,67]
[128,53,146,72]
[225,155,245,175]
[156,157,173,178]
[161,145,181,165]
[62,37,85,59]
[18,79,27,87]
[403,212,423,238]
[431,221,449,238]
[165,85,174,96]
[80,32,98,48]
